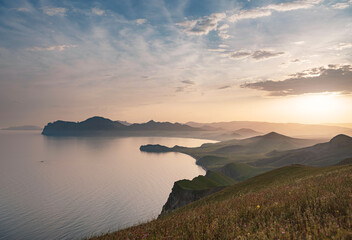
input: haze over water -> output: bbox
[0,130,211,240]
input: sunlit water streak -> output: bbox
[0,131,213,240]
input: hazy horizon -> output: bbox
[1,0,352,127]
[2,116,352,130]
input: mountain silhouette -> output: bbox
[42,116,202,136]
[254,134,352,167]
[233,128,261,138]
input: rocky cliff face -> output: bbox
[160,183,225,216]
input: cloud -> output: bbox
[15,8,30,12]
[218,85,231,89]
[241,65,352,96]
[227,49,284,60]
[42,7,67,16]
[217,24,231,39]
[252,50,285,60]
[208,48,227,52]
[228,9,272,22]
[176,13,226,35]
[331,42,352,50]
[331,1,352,9]
[92,8,105,16]
[181,80,195,85]
[264,0,323,12]
[229,0,322,22]
[27,45,77,52]
[136,19,147,24]
[229,50,252,59]
[179,0,323,37]
[293,41,305,45]
[176,86,185,92]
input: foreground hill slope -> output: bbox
[90,164,352,240]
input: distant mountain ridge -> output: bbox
[205,131,319,155]
[2,125,42,130]
[232,128,262,138]
[42,116,203,136]
[187,120,352,138]
[254,134,352,167]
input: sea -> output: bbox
[0,130,213,240]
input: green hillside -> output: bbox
[215,162,268,181]
[144,132,323,170]
[176,171,237,190]
[90,164,352,239]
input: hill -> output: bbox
[254,134,352,167]
[233,128,261,138]
[90,164,352,239]
[140,132,321,212]
[140,132,321,169]
[336,158,352,166]
[42,116,126,135]
[42,117,203,136]
[128,120,199,131]
[187,120,352,138]
[139,133,352,214]
[161,171,238,215]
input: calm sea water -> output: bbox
[0,131,212,240]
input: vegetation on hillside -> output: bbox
[89,164,352,240]
[176,171,237,190]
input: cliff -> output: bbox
[160,183,224,216]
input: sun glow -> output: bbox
[288,93,345,123]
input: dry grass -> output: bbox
[90,165,352,240]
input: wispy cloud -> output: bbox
[331,42,352,50]
[176,86,185,92]
[91,8,105,16]
[252,50,285,60]
[178,0,323,37]
[42,7,67,16]
[241,65,352,96]
[264,0,323,12]
[217,24,230,39]
[331,1,352,9]
[208,48,227,52]
[181,80,195,85]
[227,49,284,60]
[293,41,305,45]
[176,13,226,36]
[27,44,77,52]
[15,8,30,12]
[218,85,231,89]
[228,9,272,22]
[136,19,147,24]
[228,50,252,59]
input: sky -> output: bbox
[0,0,351,127]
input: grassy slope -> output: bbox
[215,162,268,182]
[90,164,352,239]
[176,171,237,190]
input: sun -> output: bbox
[289,93,343,123]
